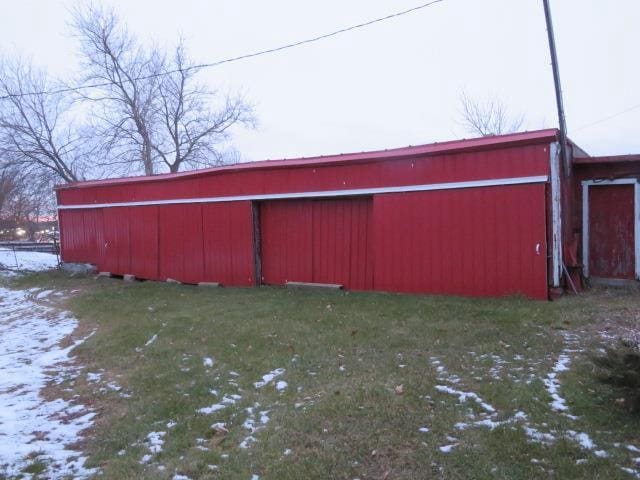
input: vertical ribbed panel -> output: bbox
[372,184,548,299]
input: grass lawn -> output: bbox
[7,272,640,479]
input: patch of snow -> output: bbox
[173,475,192,480]
[203,357,214,367]
[167,420,177,429]
[620,467,640,478]
[439,444,457,453]
[435,385,495,414]
[567,430,595,450]
[628,446,640,453]
[146,431,166,454]
[0,286,97,479]
[145,334,158,346]
[36,289,55,299]
[283,449,292,456]
[140,454,152,464]
[275,380,288,391]
[524,427,556,445]
[240,404,270,448]
[419,427,430,433]
[198,403,227,414]
[254,368,285,388]
[87,372,102,382]
[594,450,609,458]
[0,249,58,273]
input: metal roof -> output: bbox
[56,128,561,190]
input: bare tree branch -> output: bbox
[458,91,524,137]
[0,57,88,184]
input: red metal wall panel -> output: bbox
[158,204,204,283]
[56,144,551,206]
[588,185,635,279]
[59,210,84,263]
[102,208,130,275]
[129,206,160,280]
[201,202,255,286]
[261,198,373,290]
[59,209,103,264]
[372,184,548,299]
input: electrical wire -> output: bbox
[0,0,446,101]
[572,102,640,133]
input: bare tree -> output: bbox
[71,5,254,175]
[71,3,161,175]
[0,57,88,184]
[458,91,524,137]
[152,43,254,173]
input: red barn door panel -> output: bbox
[201,202,255,286]
[129,206,160,280]
[373,184,548,299]
[158,204,204,283]
[588,185,635,279]
[260,198,373,290]
[102,207,130,275]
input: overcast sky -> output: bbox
[1,0,638,161]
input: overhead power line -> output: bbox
[0,0,445,101]
[572,102,640,133]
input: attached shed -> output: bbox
[56,129,588,299]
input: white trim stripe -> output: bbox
[57,175,549,210]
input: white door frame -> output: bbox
[582,178,640,280]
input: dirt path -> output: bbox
[0,286,96,479]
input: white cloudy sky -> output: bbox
[1,0,638,161]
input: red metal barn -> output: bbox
[56,129,603,299]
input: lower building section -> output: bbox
[59,183,550,299]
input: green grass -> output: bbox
[7,272,640,479]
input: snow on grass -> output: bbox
[0,286,96,479]
[240,404,270,449]
[146,431,166,454]
[198,394,242,415]
[439,444,457,453]
[621,467,640,478]
[0,249,58,274]
[544,353,571,412]
[254,368,285,389]
[145,334,158,346]
[435,385,496,414]
[203,357,214,367]
[275,380,288,391]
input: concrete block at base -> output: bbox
[285,281,343,290]
[123,274,136,282]
[60,262,97,275]
[198,282,221,287]
[166,278,181,284]
[96,271,112,278]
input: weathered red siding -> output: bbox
[588,185,635,279]
[57,130,561,298]
[260,198,373,290]
[201,202,255,286]
[372,184,548,298]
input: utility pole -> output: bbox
[542,0,570,176]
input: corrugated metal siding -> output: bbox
[201,202,255,286]
[129,206,159,280]
[158,204,204,283]
[588,185,635,279]
[57,144,551,206]
[372,184,548,299]
[261,198,373,290]
[102,208,130,274]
